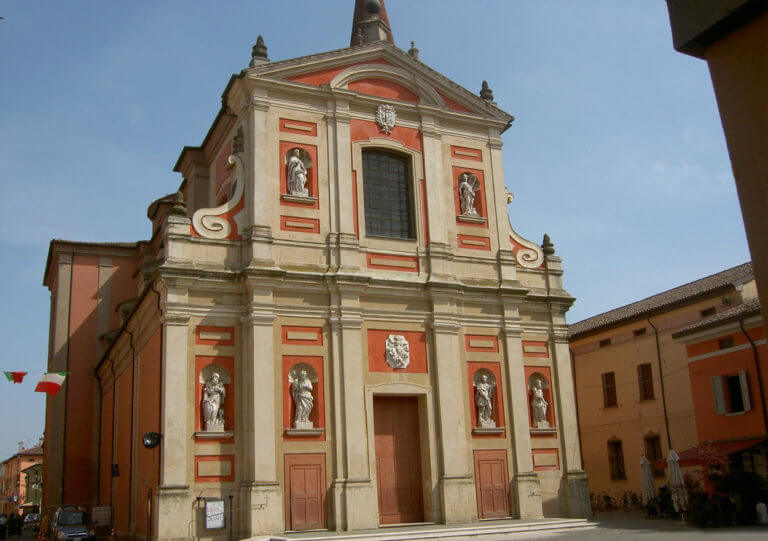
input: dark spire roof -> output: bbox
[351,0,395,46]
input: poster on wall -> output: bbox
[205,499,225,530]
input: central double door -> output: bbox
[373,396,425,525]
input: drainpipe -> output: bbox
[648,318,673,451]
[739,319,768,435]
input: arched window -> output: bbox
[362,150,414,239]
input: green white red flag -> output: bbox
[2,371,27,383]
[34,372,67,396]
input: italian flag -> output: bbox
[35,372,67,396]
[3,371,27,384]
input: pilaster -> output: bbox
[328,102,360,273]
[328,284,377,530]
[246,88,275,267]
[430,288,476,523]
[156,284,192,540]
[501,297,543,519]
[551,332,590,517]
[240,282,283,535]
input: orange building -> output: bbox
[0,442,43,515]
[671,297,768,471]
[667,1,768,340]
[569,263,756,497]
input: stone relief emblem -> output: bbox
[285,148,312,197]
[473,371,497,428]
[375,104,397,134]
[385,334,410,369]
[458,172,480,217]
[202,372,226,432]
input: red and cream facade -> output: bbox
[42,2,588,538]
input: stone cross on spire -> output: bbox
[350,0,395,46]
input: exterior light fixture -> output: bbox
[142,432,162,449]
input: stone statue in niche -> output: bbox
[385,334,410,369]
[530,378,550,429]
[202,372,226,432]
[286,148,310,197]
[291,369,315,430]
[458,173,480,217]
[474,374,496,428]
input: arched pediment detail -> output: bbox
[330,63,444,107]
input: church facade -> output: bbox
[42,1,588,538]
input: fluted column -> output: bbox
[240,282,283,535]
[501,296,543,519]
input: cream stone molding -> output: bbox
[329,63,444,107]
[191,154,246,240]
[504,188,544,269]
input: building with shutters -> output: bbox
[41,1,590,538]
[569,262,767,498]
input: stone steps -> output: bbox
[250,518,596,541]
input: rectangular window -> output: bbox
[602,372,617,408]
[608,440,626,480]
[700,307,716,318]
[718,336,735,349]
[599,338,611,348]
[644,436,664,477]
[637,363,654,400]
[712,371,751,414]
[362,150,414,239]
[633,328,647,337]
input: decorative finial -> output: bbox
[250,35,269,67]
[505,187,514,205]
[408,41,420,60]
[169,191,187,217]
[366,0,381,14]
[352,27,364,46]
[541,234,555,256]
[480,80,494,101]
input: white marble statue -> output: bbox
[385,334,410,369]
[286,149,309,197]
[474,374,496,428]
[202,372,226,432]
[458,173,479,216]
[531,379,550,428]
[291,369,315,429]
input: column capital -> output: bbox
[161,313,190,326]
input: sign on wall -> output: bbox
[205,499,225,530]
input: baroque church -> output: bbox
[41,1,589,538]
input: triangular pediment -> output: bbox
[247,42,512,123]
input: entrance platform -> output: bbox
[248,518,596,541]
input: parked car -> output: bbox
[49,507,94,540]
[23,513,40,531]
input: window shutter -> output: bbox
[739,370,752,412]
[602,373,608,407]
[637,365,643,400]
[711,376,726,415]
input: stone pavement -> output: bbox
[449,511,768,540]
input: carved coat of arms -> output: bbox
[385,334,410,369]
[375,104,397,134]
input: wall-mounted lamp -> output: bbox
[142,432,162,449]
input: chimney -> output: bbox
[18,441,24,452]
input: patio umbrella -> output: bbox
[667,449,689,512]
[640,455,657,506]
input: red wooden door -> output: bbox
[374,396,424,524]
[474,449,511,519]
[285,454,325,531]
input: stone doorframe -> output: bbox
[364,382,441,524]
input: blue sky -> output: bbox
[0,1,749,458]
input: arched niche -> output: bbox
[472,368,502,431]
[527,371,554,429]
[284,147,314,198]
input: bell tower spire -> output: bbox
[350,0,395,46]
